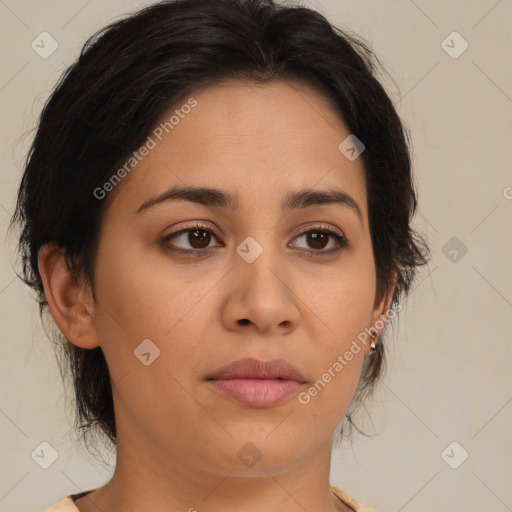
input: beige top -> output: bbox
[42,485,376,512]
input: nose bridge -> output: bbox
[229,230,298,331]
[236,232,286,298]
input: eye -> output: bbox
[291,225,348,255]
[161,222,222,254]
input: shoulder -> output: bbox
[330,485,378,512]
[42,496,80,511]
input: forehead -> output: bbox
[108,79,368,221]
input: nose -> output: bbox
[221,248,300,335]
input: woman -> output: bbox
[12,0,429,510]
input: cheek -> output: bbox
[303,248,376,345]
[295,268,374,423]
[296,250,376,406]
[91,245,213,423]
[94,226,185,332]
[92,235,218,375]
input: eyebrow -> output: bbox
[136,185,363,224]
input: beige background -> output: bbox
[1,0,511,510]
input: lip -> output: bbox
[207,358,307,408]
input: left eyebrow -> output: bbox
[136,184,363,224]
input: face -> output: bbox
[86,80,390,477]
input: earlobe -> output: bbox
[38,243,100,349]
[366,270,398,355]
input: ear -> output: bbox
[365,270,398,355]
[38,243,100,349]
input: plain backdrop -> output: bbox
[1,1,511,511]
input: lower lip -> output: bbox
[208,378,304,407]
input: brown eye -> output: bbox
[292,226,347,255]
[304,231,329,250]
[162,222,221,254]
[186,228,212,249]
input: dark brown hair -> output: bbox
[11,0,429,449]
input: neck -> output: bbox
[76,420,349,512]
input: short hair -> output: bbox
[12,0,429,448]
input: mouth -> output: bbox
[206,358,307,408]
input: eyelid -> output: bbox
[162,221,221,243]
[294,223,345,239]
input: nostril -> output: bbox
[238,319,250,325]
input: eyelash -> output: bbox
[161,222,348,257]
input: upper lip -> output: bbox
[208,358,307,383]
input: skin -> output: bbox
[39,79,396,512]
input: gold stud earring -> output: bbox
[370,331,378,351]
